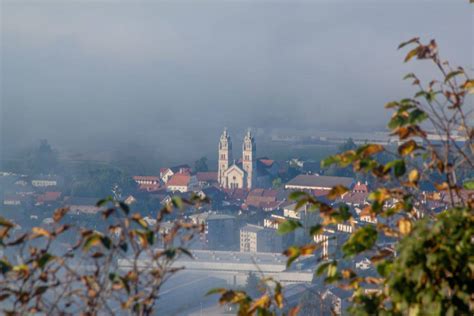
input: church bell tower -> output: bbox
[218,128,232,187]
[242,129,256,189]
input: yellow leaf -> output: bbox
[341,269,356,279]
[408,169,420,183]
[398,140,418,156]
[300,244,317,255]
[53,207,69,222]
[248,295,270,313]
[274,291,283,309]
[461,79,474,94]
[434,182,449,191]
[31,227,52,239]
[404,47,420,62]
[359,144,384,157]
[327,185,349,200]
[398,218,412,236]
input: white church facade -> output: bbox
[218,129,277,190]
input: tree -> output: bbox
[0,195,207,315]
[272,177,283,189]
[194,156,209,172]
[69,166,136,198]
[25,139,58,174]
[212,38,474,315]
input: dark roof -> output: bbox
[286,175,354,189]
[196,172,218,182]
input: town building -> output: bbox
[166,173,197,192]
[31,175,60,187]
[217,129,279,190]
[218,129,256,190]
[160,164,191,184]
[195,172,218,187]
[285,174,354,191]
[190,212,237,250]
[64,197,103,214]
[240,224,282,253]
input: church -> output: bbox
[218,129,278,190]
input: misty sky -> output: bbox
[1,0,472,163]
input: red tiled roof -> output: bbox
[313,189,330,197]
[259,159,274,167]
[246,189,278,208]
[196,172,218,182]
[37,192,62,203]
[341,192,368,205]
[224,188,248,201]
[166,173,191,187]
[353,181,369,193]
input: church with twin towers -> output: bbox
[218,128,278,190]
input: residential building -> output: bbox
[160,165,191,184]
[196,172,218,187]
[31,175,60,187]
[166,173,197,192]
[240,224,282,253]
[65,197,102,214]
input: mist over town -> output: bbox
[0,1,472,315]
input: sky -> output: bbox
[1,0,472,164]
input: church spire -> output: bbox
[218,128,232,187]
[242,127,256,189]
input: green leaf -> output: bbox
[96,196,113,207]
[321,156,339,168]
[398,37,419,50]
[277,220,302,235]
[164,248,177,259]
[385,160,406,177]
[288,191,307,200]
[100,236,112,249]
[172,196,183,209]
[283,246,301,268]
[0,259,12,274]
[342,225,378,257]
[119,242,128,252]
[146,230,154,246]
[206,288,227,296]
[309,224,323,236]
[444,70,464,83]
[178,247,193,259]
[118,201,130,215]
[37,253,54,269]
[463,180,474,190]
[316,261,334,276]
[409,109,428,124]
[403,73,416,80]
[83,233,102,252]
